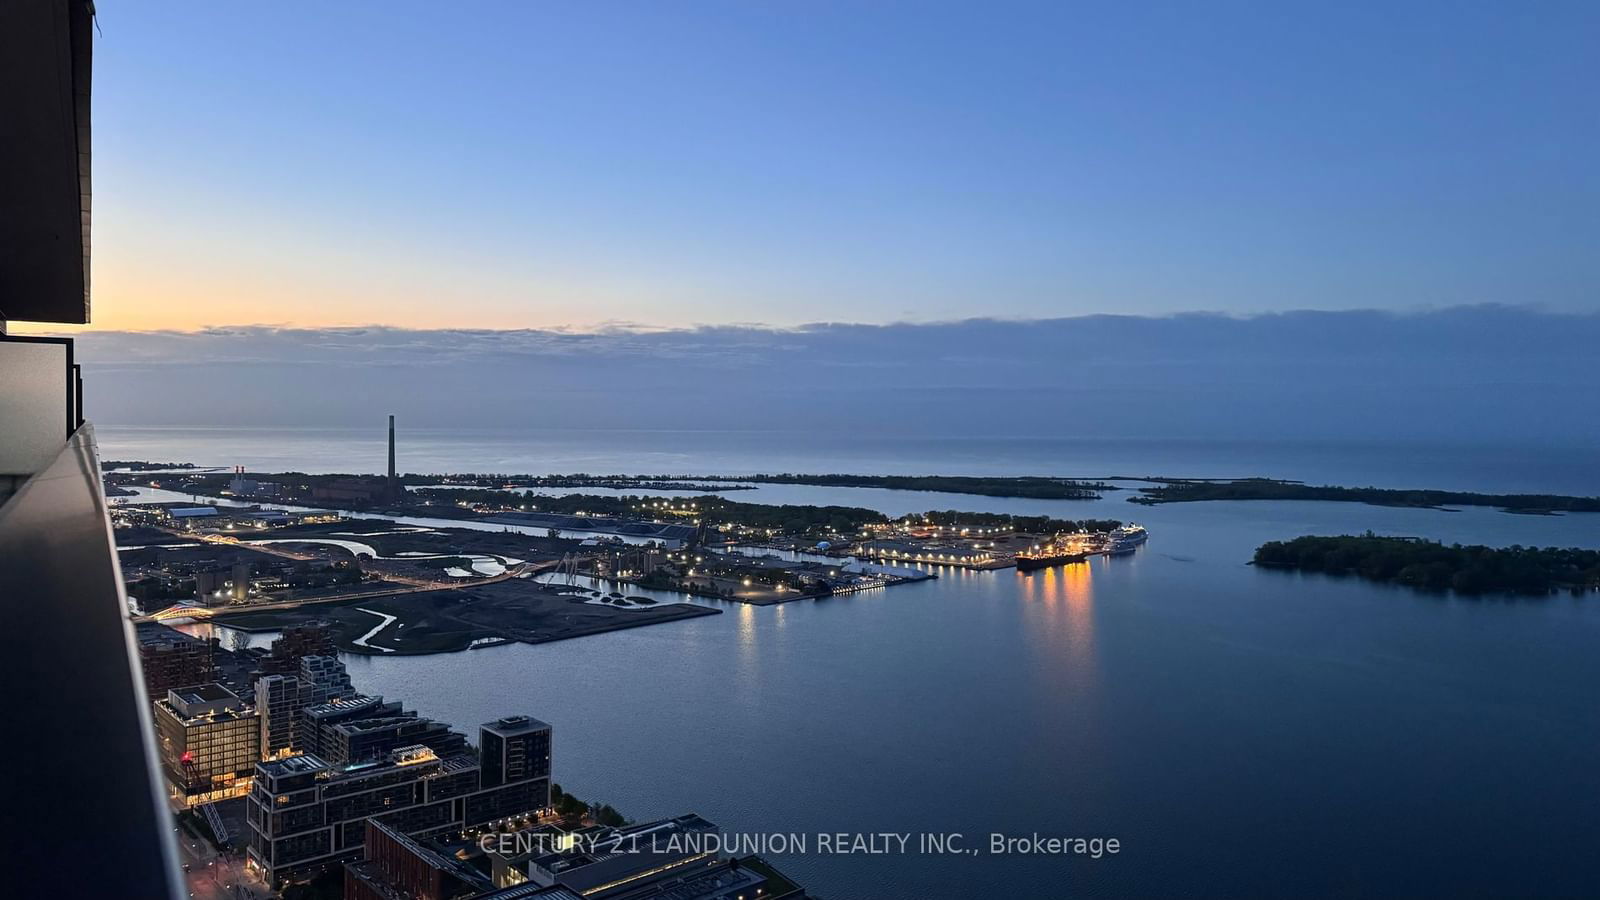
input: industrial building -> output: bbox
[311,478,392,505]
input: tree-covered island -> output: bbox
[671,473,1113,500]
[1134,478,1600,514]
[1253,534,1600,594]
[414,489,1125,538]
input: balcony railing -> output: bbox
[0,422,186,899]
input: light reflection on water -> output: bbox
[1019,561,1097,669]
[172,620,278,649]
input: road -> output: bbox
[132,558,564,625]
[190,531,442,587]
[175,823,268,900]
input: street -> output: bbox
[174,823,268,900]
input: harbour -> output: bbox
[336,484,1600,899]
[89,430,1600,899]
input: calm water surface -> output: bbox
[119,430,1600,898]
[95,426,1600,494]
[343,495,1600,899]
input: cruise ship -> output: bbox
[1107,524,1148,554]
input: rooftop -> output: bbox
[258,753,330,777]
[473,886,583,900]
[530,815,722,896]
[163,683,253,722]
[327,745,470,779]
[170,683,235,704]
[484,714,552,737]
[305,693,387,717]
[135,622,209,648]
[714,553,804,571]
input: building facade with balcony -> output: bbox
[245,719,553,888]
[153,683,261,809]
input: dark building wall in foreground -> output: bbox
[0,0,93,323]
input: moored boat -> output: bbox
[1107,524,1148,555]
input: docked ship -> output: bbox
[1107,524,1149,555]
[1015,539,1088,572]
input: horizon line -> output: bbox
[15,302,1577,337]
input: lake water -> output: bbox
[110,428,1600,898]
[94,426,1600,495]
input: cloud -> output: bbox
[70,306,1600,443]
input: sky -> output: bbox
[67,0,1600,332]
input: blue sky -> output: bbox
[88,1,1598,329]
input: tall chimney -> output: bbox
[387,415,397,501]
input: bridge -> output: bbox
[148,603,216,622]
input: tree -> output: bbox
[556,792,586,821]
[594,803,626,827]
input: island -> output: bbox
[101,459,201,471]
[423,474,758,492]
[153,469,1115,501]
[413,488,891,538]
[1131,478,1600,514]
[653,473,1114,500]
[917,509,1122,535]
[1252,533,1600,594]
[448,472,1114,500]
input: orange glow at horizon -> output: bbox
[61,263,643,333]
[20,220,700,333]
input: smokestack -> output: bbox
[387,415,397,501]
